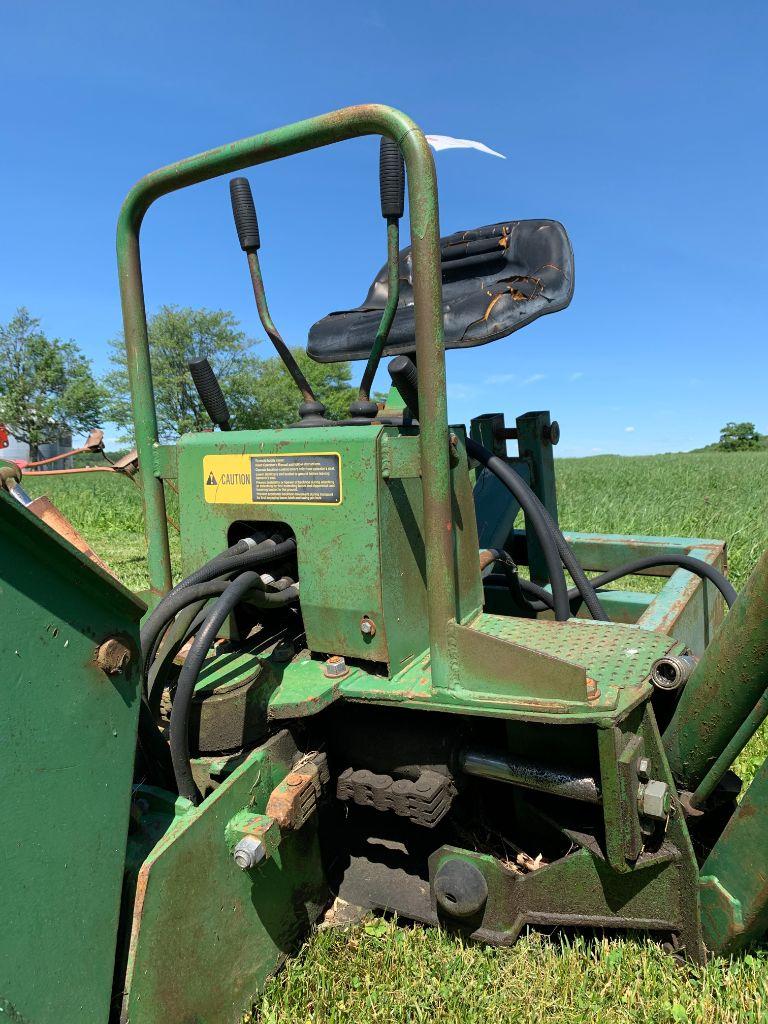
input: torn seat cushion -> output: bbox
[307,219,573,363]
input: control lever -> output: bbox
[352,138,405,420]
[387,354,419,421]
[188,357,232,431]
[229,177,326,425]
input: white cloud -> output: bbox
[523,373,546,385]
[569,371,584,381]
[624,426,636,433]
[484,373,516,385]
[446,383,477,401]
[591,447,604,453]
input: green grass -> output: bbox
[23,450,768,1023]
[249,923,767,1024]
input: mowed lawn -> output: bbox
[25,449,768,1023]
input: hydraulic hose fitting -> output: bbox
[650,653,698,691]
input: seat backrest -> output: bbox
[307,219,573,363]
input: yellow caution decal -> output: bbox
[203,453,342,505]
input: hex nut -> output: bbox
[324,655,349,679]
[638,779,671,821]
[360,617,376,638]
[233,835,266,870]
[95,637,132,675]
[636,757,651,783]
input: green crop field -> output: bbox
[24,449,768,1023]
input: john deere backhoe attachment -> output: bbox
[1,104,765,1024]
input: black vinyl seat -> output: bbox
[307,219,574,363]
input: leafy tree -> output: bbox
[717,421,761,451]
[228,348,355,429]
[104,304,358,440]
[0,307,104,458]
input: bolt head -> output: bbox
[324,655,348,678]
[360,617,376,637]
[233,835,266,870]
[95,637,132,675]
[544,421,561,445]
[637,757,651,783]
[639,779,671,821]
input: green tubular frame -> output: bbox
[117,104,455,683]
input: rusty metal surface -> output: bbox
[26,494,117,576]
[0,490,143,1024]
[664,547,768,789]
[116,104,452,638]
[699,756,768,955]
[122,732,327,1024]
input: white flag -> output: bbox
[425,134,506,159]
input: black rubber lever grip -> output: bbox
[387,355,419,419]
[379,137,405,219]
[188,357,232,430]
[229,177,261,251]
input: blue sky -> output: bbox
[1,1,765,456]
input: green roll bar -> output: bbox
[116,103,455,684]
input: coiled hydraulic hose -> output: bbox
[513,553,737,612]
[532,495,609,621]
[169,573,300,803]
[388,355,572,621]
[141,537,297,654]
[465,436,608,620]
[140,579,233,663]
[146,600,211,709]
[465,438,571,621]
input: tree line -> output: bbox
[1,306,763,457]
[0,306,358,456]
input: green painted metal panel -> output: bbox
[177,426,388,664]
[700,757,768,954]
[176,424,482,676]
[515,411,559,585]
[0,491,144,1024]
[563,531,725,571]
[122,732,327,1024]
[664,547,768,789]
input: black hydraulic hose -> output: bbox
[146,600,209,709]
[169,575,301,804]
[487,551,540,617]
[174,537,296,592]
[466,437,571,620]
[469,438,607,620]
[387,357,569,621]
[169,573,260,803]
[513,554,737,612]
[534,499,609,621]
[140,579,233,663]
[142,537,297,653]
[143,567,301,696]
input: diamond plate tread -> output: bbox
[471,614,681,690]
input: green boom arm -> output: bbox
[116,103,456,684]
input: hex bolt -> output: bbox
[232,835,266,870]
[324,655,349,679]
[637,757,651,783]
[638,779,671,821]
[95,637,132,675]
[360,617,377,638]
